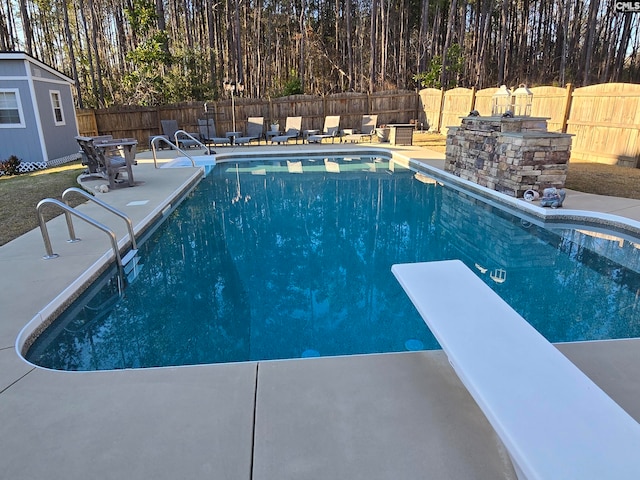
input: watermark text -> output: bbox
[615,1,640,12]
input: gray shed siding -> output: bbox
[0,78,42,162]
[0,58,27,76]
[32,78,78,160]
[0,54,78,165]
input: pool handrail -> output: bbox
[36,198,123,274]
[61,187,138,250]
[150,136,197,169]
[174,129,212,155]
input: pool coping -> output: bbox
[3,143,640,479]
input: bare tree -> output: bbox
[18,0,33,54]
[4,0,639,106]
[582,0,600,85]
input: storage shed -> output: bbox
[0,51,79,170]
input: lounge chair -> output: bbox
[270,116,302,144]
[307,115,341,143]
[76,136,134,189]
[160,119,200,149]
[198,119,230,146]
[235,117,264,145]
[343,115,378,143]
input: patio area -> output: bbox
[2,142,640,479]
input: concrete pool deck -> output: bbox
[2,142,640,478]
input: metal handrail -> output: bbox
[174,129,212,155]
[61,187,138,250]
[149,136,197,169]
[36,198,123,275]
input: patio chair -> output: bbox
[270,116,302,144]
[235,117,265,145]
[75,136,134,189]
[198,119,231,146]
[160,119,200,149]
[343,115,378,143]
[307,115,341,143]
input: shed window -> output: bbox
[0,90,25,127]
[50,90,65,125]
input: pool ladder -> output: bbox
[36,187,142,283]
[149,131,211,169]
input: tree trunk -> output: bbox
[156,0,170,59]
[582,0,600,85]
[474,0,493,88]
[207,0,217,93]
[345,0,353,89]
[234,0,243,82]
[497,0,508,85]
[62,0,83,108]
[18,0,33,55]
[369,0,378,92]
[417,0,429,72]
[613,11,633,82]
[299,0,306,92]
[86,0,105,105]
[439,0,457,89]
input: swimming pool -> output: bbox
[25,155,640,370]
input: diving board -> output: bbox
[392,260,640,480]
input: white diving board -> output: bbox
[392,260,640,480]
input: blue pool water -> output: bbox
[26,156,640,370]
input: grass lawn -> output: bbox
[0,162,87,246]
[1,138,639,247]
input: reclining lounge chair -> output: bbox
[235,117,264,145]
[307,116,341,143]
[198,119,231,146]
[160,119,200,149]
[343,115,378,143]
[270,116,302,144]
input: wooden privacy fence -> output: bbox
[77,90,419,148]
[75,110,98,137]
[566,83,640,166]
[418,83,640,167]
[77,83,640,166]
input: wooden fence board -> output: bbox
[441,87,474,135]
[473,88,495,116]
[530,86,569,132]
[568,84,640,166]
[418,88,443,131]
[76,109,98,137]
[77,83,640,167]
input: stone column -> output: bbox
[445,116,572,198]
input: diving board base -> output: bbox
[392,260,640,480]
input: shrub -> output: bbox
[0,155,21,176]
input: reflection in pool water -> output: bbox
[27,157,640,370]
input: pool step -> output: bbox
[122,249,144,283]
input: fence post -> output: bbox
[469,86,477,112]
[323,94,327,120]
[436,88,445,133]
[155,106,162,134]
[561,83,573,133]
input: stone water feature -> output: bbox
[445,116,572,198]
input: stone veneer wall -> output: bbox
[445,116,572,198]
